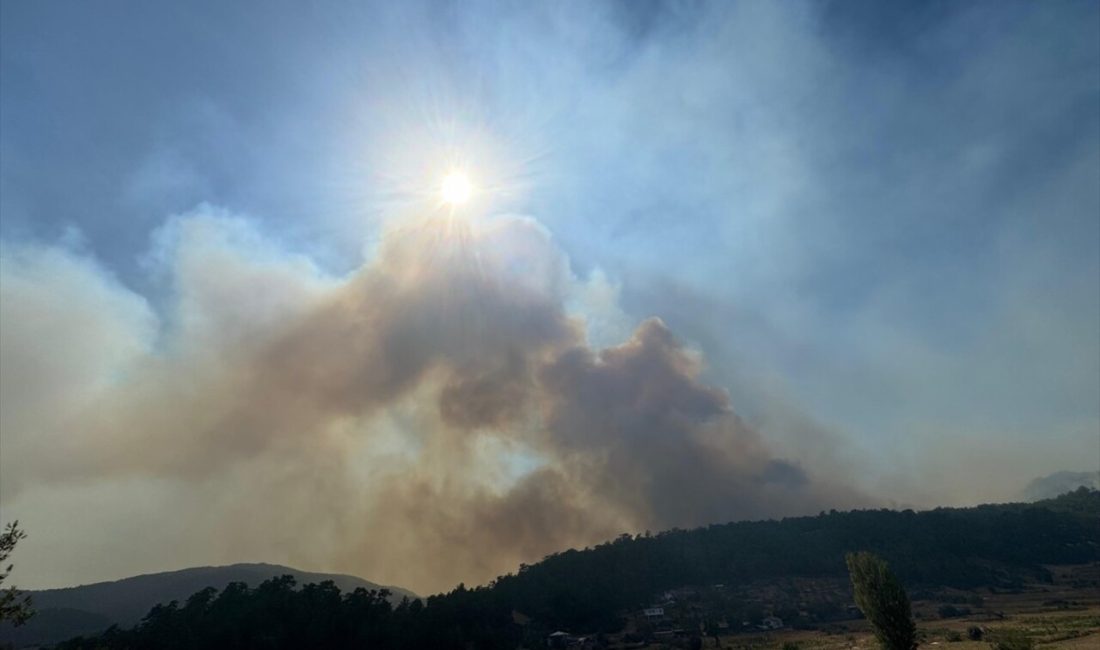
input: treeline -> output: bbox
[60,489,1099,649]
[56,578,520,650]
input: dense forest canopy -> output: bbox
[56,489,1100,650]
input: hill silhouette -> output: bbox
[48,489,1100,650]
[0,563,416,648]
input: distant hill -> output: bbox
[0,563,417,648]
[1022,470,1100,501]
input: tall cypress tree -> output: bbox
[846,551,917,650]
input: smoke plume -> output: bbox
[0,208,862,594]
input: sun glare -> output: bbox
[440,170,473,206]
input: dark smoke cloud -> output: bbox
[537,318,849,528]
[0,209,865,593]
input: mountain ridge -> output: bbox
[0,562,417,647]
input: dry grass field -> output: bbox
[710,606,1100,650]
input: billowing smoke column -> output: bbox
[0,209,861,594]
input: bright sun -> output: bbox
[440,170,473,206]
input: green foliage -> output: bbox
[945,630,962,642]
[989,628,1034,650]
[846,552,917,650]
[0,521,33,626]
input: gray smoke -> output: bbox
[0,209,865,594]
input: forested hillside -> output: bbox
[55,489,1100,650]
[0,563,416,648]
[486,487,1099,629]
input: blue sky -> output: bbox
[1,0,1098,591]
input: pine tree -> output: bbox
[0,521,34,626]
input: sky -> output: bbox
[1,0,1098,595]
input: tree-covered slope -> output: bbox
[486,487,1099,630]
[0,563,416,648]
[55,489,1100,650]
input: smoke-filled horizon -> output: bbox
[2,1,1098,594]
[1,208,866,594]
[2,208,869,595]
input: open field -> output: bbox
[629,564,1100,650]
[700,607,1100,650]
[654,608,1100,650]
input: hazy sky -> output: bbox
[1,0,1098,594]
